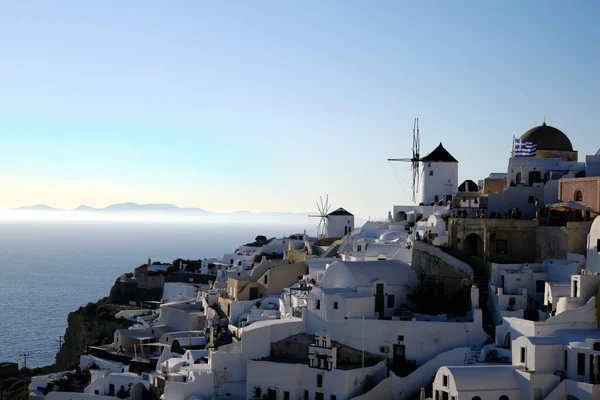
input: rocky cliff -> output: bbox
[54,297,132,371]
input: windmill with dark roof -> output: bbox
[388,118,458,205]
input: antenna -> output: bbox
[308,195,331,238]
[388,118,422,202]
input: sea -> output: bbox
[0,220,310,368]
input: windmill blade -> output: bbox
[387,158,413,162]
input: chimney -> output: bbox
[148,257,152,266]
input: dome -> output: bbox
[520,122,573,151]
[320,261,356,290]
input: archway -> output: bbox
[394,211,407,222]
[464,233,484,258]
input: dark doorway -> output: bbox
[109,384,115,396]
[464,233,484,258]
[268,389,277,400]
[529,171,541,185]
[392,344,406,369]
[249,287,258,300]
[375,283,385,318]
[589,354,599,384]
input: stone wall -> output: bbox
[448,219,538,263]
[536,221,593,261]
[559,177,600,212]
[410,241,473,313]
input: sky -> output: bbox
[0,1,598,219]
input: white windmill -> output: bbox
[308,195,331,239]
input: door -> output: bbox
[249,287,258,300]
[533,389,542,400]
[393,344,406,368]
[108,384,115,396]
[590,354,599,384]
[315,393,324,400]
[268,389,277,400]
[375,283,385,318]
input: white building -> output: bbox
[326,208,354,238]
[432,330,600,400]
[246,331,387,400]
[586,216,600,274]
[418,143,459,206]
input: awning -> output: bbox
[546,201,590,211]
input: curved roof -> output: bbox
[421,143,458,163]
[320,261,356,290]
[458,180,479,192]
[442,365,519,391]
[322,260,418,289]
[520,122,573,151]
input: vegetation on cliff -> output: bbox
[54,297,132,371]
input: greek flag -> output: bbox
[514,139,537,157]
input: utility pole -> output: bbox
[20,353,30,377]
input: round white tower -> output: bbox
[418,143,458,205]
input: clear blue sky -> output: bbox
[0,1,598,218]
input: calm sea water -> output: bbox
[0,221,309,367]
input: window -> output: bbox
[331,396,337,400]
[429,170,434,176]
[398,335,404,342]
[536,280,545,293]
[520,347,526,363]
[304,390,309,400]
[333,302,338,310]
[597,238,600,253]
[516,172,522,184]
[357,245,362,252]
[317,374,323,387]
[428,162,431,167]
[387,294,395,308]
[443,374,448,387]
[315,300,320,310]
[94,390,99,395]
[434,195,439,203]
[264,275,268,285]
[575,190,583,202]
[496,240,508,254]
[564,350,568,371]
[528,196,534,204]
[284,392,290,400]
[577,352,585,375]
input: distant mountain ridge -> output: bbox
[11,202,369,224]
[13,203,308,216]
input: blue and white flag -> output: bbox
[514,139,537,157]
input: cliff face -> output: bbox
[54,297,132,371]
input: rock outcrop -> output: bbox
[54,298,132,371]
